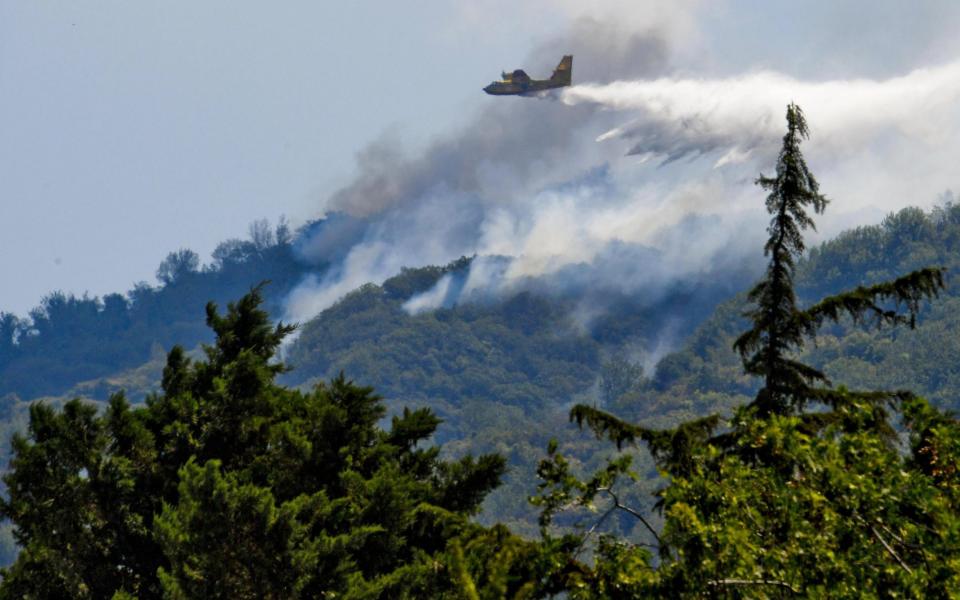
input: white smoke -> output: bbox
[284,13,960,324]
[403,274,455,315]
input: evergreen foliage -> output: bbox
[155,249,201,286]
[0,287,508,598]
[528,105,957,597]
[1,105,958,596]
[282,257,732,535]
[0,219,313,400]
[736,104,830,416]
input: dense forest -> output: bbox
[1,106,959,595]
[1,198,959,545]
[626,198,960,423]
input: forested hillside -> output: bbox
[0,290,517,597]
[0,221,314,401]
[2,201,958,539]
[281,255,747,532]
[3,105,958,596]
[283,256,742,436]
[0,218,748,542]
[521,105,959,596]
[623,200,960,424]
[271,200,960,532]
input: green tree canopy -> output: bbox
[0,286,508,598]
[529,105,957,598]
[155,248,201,286]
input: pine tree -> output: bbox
[734,104,944,418]
[529,104,957,597]
[0,286,509,598]
[736,104,829,416]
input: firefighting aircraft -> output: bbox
[483,55,572,96]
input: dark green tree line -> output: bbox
[0,219,310,400]
[0,287,511,598]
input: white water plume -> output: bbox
[562,60,960,164]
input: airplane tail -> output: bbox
[550,55,573,85]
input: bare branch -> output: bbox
[871,525,913,574]
[707,578,800,594]
[597,487,663,547]
[574,503,618,558]
[854,514,914,574]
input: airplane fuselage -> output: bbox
[483,55,572,96]
[482,80,566,95]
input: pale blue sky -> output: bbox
[0,1,566,314]
[2,1,958,315]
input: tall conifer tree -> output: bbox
[526,104,957,598]
[736,104,829,415]
[734,104,944,418]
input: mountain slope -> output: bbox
[3,202,957,538]
[620,203,960,424]
[0,237,315,400]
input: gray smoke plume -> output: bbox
[285,6,960,324]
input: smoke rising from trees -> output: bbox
[285,8,960,324]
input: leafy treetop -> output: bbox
[0,286,509,599]
[526,104,955,598]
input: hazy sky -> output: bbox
[2,1,959,315]
[0,1,563,314]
